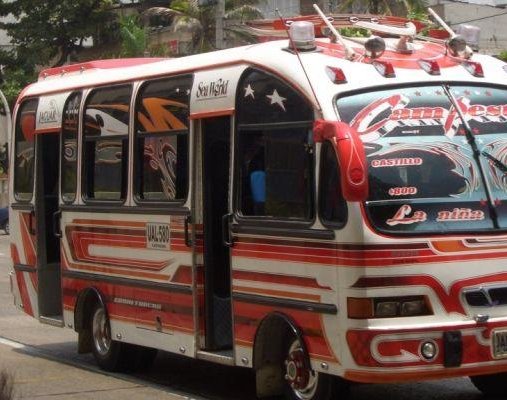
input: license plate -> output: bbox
[493,330,507,358]
[146,223,171,250]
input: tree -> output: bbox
[338,0,427,16]
[0,0,118,70]
[119,14,147,57]
[143,0,264,53]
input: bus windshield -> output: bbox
[336,84,507,234]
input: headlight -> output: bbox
[348,296,432,319]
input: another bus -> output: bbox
[9,10,507,400]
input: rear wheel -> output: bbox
[282,336,348,400]
[91,303,126,371]
[470,373,507,397]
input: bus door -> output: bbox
[34,130,62,324]
[195,116,233,353]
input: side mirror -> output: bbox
[314,120,368,201]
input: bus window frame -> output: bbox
[13,98,39,203]
[81,83,132,205]
[132,74,192,207]
[233,67,317,228]
[60,91,82,205]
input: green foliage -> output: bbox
[119,15,146,57]
[339,27,370,37]
[0,0,117,70]
[498,50,507,62]
[1,67,35,109]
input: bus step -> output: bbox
[39,315,64,327]
[196,349,234,366]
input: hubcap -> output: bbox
[284,340,318,400]
[92,307,111,356]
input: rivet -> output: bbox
[241,357,249,365]
[179,346,186,354]
[116,333,122,340]
[321,362,328,370]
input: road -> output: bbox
[0,234,485,400]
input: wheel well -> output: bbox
[253,312,309,398]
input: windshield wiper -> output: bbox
[482,151,507,174]
[442,84,500,229]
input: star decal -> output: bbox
[266,89,286,111]
[244,84,255,99]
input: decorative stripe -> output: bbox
[233,292,337,314]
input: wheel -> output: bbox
[90,303,126,371]
[282,336,348,400]
[470,372,507,397]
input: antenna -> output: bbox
[427,8,455,38]
[275,8,322,113]
[312,4,356,61]
[428,8,473,59]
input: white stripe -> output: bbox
[0,336,26,349]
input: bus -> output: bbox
[9,9,507,400]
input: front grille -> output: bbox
[464,287,507,307]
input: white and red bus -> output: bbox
[8,10,507,400]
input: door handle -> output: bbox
[53,210,62,238]
[222,213,234,248]
[184,215,193,247]
[28,210,36,235]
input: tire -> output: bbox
[470,373,507,397]
[90,303,126,371]
[282,335,348,400]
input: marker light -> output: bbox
[289,21,316,51]
[420,341,437,360]
[364,36,386,59]
[418,59,441,75]
[325,66,347,84]
[446,35,467,58]
[462,60,484,77]
[372,60,395,78]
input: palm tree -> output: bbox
[338,0,427,16]
[142,0,265,54]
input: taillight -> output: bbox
[348,296,432,319]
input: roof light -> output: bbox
[372,60,395,78]
[462,60,484,77]
[289,21,316,51]
[418,59,441,75]
[325,66,347,84]
[446,35,468,58]
[364,36,386,59]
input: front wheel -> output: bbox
[470,373,507,397]
[283,337,348,400]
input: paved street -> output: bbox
[0,233,486,400]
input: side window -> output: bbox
[14,99,38,202]
[319,141,347,227]
[83,85,131,202]
[236,68,314,220]
[134,75,191,202]
[61,92,81,203]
